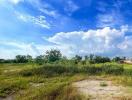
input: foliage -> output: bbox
[1,49,130,66]
[87,55,111,64]
[101,64,124,75]
[0,49,132,99]
[93,56,111,63]
[0,59,5,63]
[72,55,82,64]
[45,49,62,63]
[20,64,79,77]
[112,56,123,62]
[35,55,45,65]
[20,64,124,77]
[26,55,33,63]
[15,55,28,63]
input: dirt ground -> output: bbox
[73,79,132,100]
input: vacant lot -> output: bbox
[0,63,132,100]
[73,78,132,100]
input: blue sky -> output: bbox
[0,0,132,59]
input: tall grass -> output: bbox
[0,77,29,97]
[16,83,85,100]
[124,69,132,76]
[20,64,124,77]
[1,63,132,100]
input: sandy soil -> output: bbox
[73,79,132,100]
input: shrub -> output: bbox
[82,64,124,75]
[20,64,124,77]
[20,65,80,77]
[20,70,33,76]
[123,69,132,76]
[101,64,124,75]
[82,65,102,75]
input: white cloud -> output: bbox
[39,8,59,18]
[96,1,124,28]
[8,0,24,4]
[64,0,79,15]
[46,25,132,57]
[0,25,132,59]
[96,10,123,28]
[0,41,53,59]
[16,13,50,29]
[0,41,37,59]
[25,0,59,18]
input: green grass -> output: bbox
[0,63,132,100]
[0,63,87,100]
[100,82,108,87]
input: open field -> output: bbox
[1,0,132,99]
[0,63,132,100]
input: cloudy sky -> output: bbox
[0,0,132,59]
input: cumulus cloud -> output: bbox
[0,41,53,59]
[0,41,37,59]
[0,25,131,59]
[117,36,132,55]
[46,25,132,57]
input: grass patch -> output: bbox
[100,82,108,87]
[15,75,86,100]
[20,64,124,77]
[0,63,132,100]
[0,77,29,97]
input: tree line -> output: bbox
[0,49,126,64]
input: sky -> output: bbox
[0,0,132,59]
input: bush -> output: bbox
[82,65,102,75]
[81,64,124,75]
[20,65,80,77]
[20,64,124,77]
[124,69,132,76]
[102,64,124,75]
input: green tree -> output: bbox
[93,56,110,63]
[35,55,45,65]
[15,55,28,63]
[0,59,4,63]
[72,55,82,64]
[89,54,95,64]
[74,55,82,61]
[112,57,122,62]
[84,55,89,60]
[26,55,33,63]
[45,49,62,62]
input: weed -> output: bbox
[100,82,108,87]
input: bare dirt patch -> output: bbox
[29,82,45,87]
[73,79,132,100]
